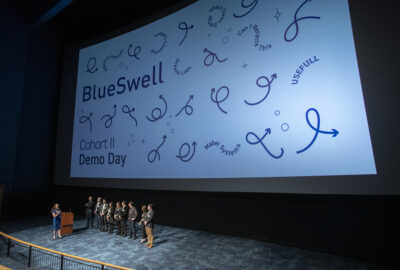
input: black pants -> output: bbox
[128,220,136,238]
[108,220,114,234]
[86,211,93,228]
[116,220,121,235]
[101,215,107,231]
[141,222,147,239]
[120,219,127,236]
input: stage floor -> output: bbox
[0,216,387,270]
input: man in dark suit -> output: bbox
[144,204,154,248]
[100,198,108,232]
[120,201,128,237]
[94,197,102,229]
[128,201,138,239]
[85,196,94,228]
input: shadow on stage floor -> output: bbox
[0,216,388,270]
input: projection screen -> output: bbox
[55,0,383,194]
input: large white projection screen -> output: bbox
[70,0,375,179]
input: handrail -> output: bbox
[0,231,135,270]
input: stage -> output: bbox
[0,216,386,270]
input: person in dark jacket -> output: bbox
[84,196,94,228]
[128,201,138,239]
[114,202,122,235]
[144,204,154,248]
[100,198,108,231]
[139,205,147,243]
[120,201,128,237]
[106,202,115,234]
[94,197,102,229]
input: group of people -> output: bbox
[84,196,155,249]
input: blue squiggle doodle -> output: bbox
[244,73,277,106]
[211,86,229,114]
[147,135,167,163]
[86,57,98,73]
[178,22,194,45]
[146,95,168,122]
[102,49,123,72]
[203,48,228,67]
[128,44,141,59]
[101,104,117,128]
[274,8,282,22]
[296,108,339,154]
[174,58,191,75]
[208,5,226,27]
[122,105,138,127]
[150,32,167,54]
[233,0,258,18]
[176,141,197,162]
[79,112,93,133]
[245,128,284,159]
[175,95,194,117]
[284,0,320,42]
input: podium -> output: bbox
[60,212,74,235]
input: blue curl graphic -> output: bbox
[146,95,168,122]
[233,0,259,18]
[122,105,138,127]
[175,95,194,117]
[176,141,197,162]
[211,86,229,114]
[245,128,284,159]
[244,73,277,106]
[101,105,117,128]
[178,22,194,45]
[147,135,167,163]
[79,112,93,133]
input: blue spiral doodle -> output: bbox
[244,73,277,106]
[147,135,167,163]
[178,22,194,45]
[203,48,228,67]
[86,57,98,73]
[245,128,284,159]
[284,0,321,42]
[146,95,168,122]
[296,108,339,154]
[176,141,197,162]
[79,112,93,133]
[101,105,117,128]
[211,86,229,114]
[233,0,259,18]
[150,32,167,54]
[122,105,138,127]
[175,95,194,117]
[128,44,141,59]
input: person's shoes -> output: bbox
[141,239,146,243]
[144,242,150,247]
[148,245,152,249]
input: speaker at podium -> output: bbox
[60,212,74,235]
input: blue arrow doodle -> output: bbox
[147,135,167,163]
[175,95,194,117]
[176,141,197,162]
[178,22,194,45]
[79,112,93,133]
[122,105,138,127]
[203,48,228,67]
[101,105,117,128]
[86,57,98,73]
[284,0,321,42]
[233,0,259,18]
[245,128,284,159]
[296,108,339,154]
[211,86,229,114]
[146,95,168,122]
[244,73,277,106]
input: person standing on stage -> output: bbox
[128,201,138,239]
[51,203,62,240]
[144,204,155,248]
[94,197,102,229]
[106,201,115,234]
[114,202,122,235]
[139,205,147,243]
[120,201,128,237]
[85,196,94,228]
[100,198,108,232]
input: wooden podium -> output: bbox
[60,212,74,235]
